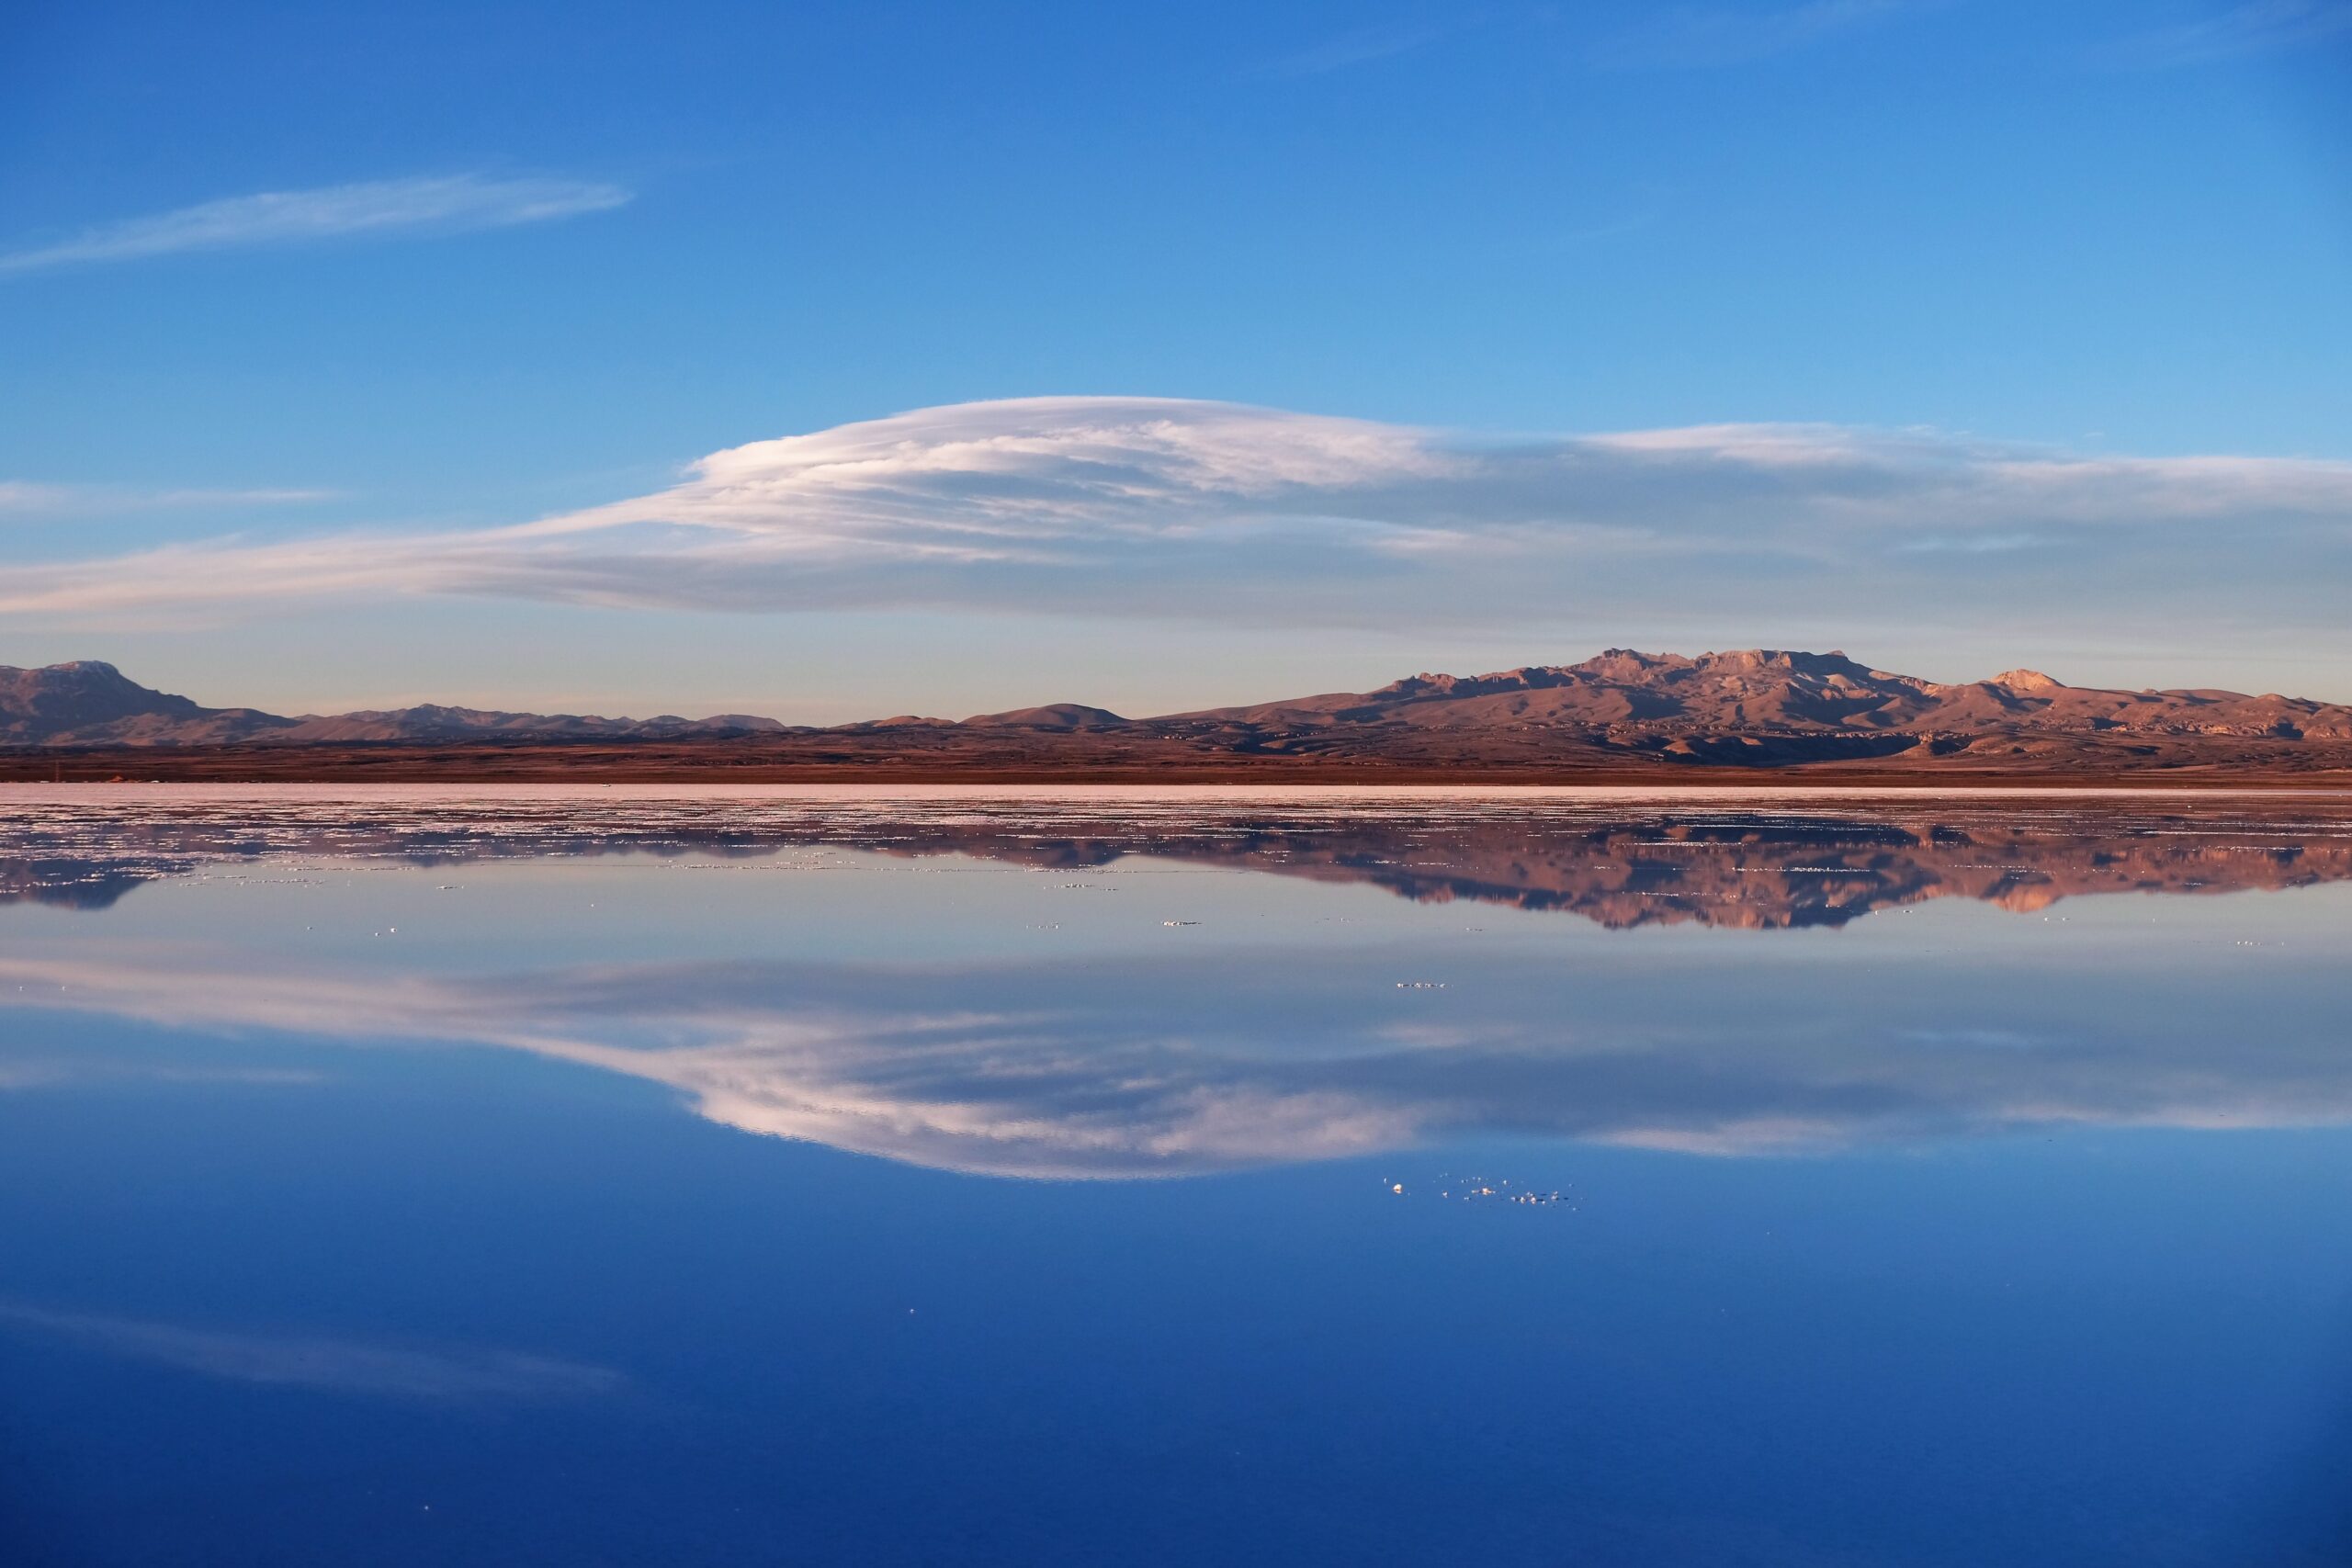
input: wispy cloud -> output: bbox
[0,173,632,276]
[1252,17,1465,77]
[0,480,337,518]
[2107,0,2352,66]
[1,397,2347,641]
[0,1301,624,1402]
[1589,0,1931,69]
[1894,531,2048,555]
[0,1062,322,1089]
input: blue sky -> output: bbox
[3,0,2348,718]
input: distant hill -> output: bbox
[0,662,793,747]
[6,649,2350,780]
[1159,649,2352,764]
[0,660,293,746]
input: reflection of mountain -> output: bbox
[6,795,2350,1176]
[0,857,164,910]
[5,794,2351,928]
[890,817,2352,930]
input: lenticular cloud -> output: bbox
[3,396,2349,633]
[526,397,1459,558]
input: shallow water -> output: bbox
[5,788,2351,1565]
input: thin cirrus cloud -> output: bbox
[1260,3,1929,77]
[1251,17,1466,77]
[0,173,631,276]
[0,1300,623,1402]
[2106,0,2352,65]
[2,396,2348,637]
[0,480,337,518]
[1587,0,1930,69]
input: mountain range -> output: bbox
[6,649,2351,780]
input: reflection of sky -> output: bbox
[4,837,2350,1176]
[7,805,2352,1563]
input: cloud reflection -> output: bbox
[4,921,2348,1177]
[0,1302,622,1402]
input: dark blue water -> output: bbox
[3,789,2350,1565]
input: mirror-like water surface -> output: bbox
[5,787,2351,1565]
